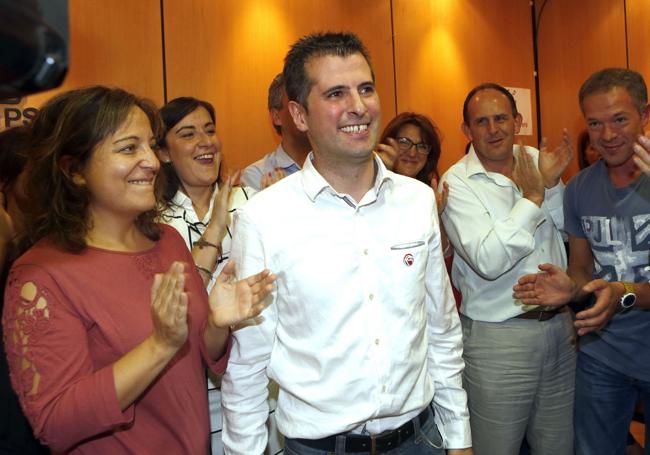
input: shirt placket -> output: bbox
[355,205,390,415]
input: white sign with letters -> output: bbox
[505,87,533,136]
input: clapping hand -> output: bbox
[573,279,621,336]
[150,261,189,350]
[633,134,650,176]
[208,261,276,328]
[513,265,620,336]
[512,144,545,207]
[261,168,287,190]
[209,171,239,240]
[538,129,573,188]
[376,137,399,171]
[513,263,575,306]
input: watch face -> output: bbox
[621,293,636,309]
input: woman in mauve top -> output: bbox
[1,86,274,454]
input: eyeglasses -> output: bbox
[396,137,431,155]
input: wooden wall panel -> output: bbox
[26,0,164,109]
[627,0,650,89]
[537,0,626,178]
[7,0,645,180]
[392,0,537,174]
[163,0,395,172]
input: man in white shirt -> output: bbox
[221,31,472,455]
[440,83,574,455]
[241,73,311,191]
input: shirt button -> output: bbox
[375,338,380,345]
[363,248,369,255]
[369,294,374,300]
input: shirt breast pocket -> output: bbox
[387,239,428,291]
[386,237,429,317]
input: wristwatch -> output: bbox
[619,282,636,314]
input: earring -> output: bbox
[71,173,85,186]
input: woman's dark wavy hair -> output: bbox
[158,97,218,204]
[20,85,164,253]
[577,129,592,170]
[0,125,30,194]
[0,126,31,270]
[379,112,443,184]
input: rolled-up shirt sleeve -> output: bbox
[542,181,565,231]
[441,171,544,280]
[2,265,134,452]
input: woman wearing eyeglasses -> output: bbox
[378,112,451,257]
[379,113,441,183]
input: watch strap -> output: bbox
[619,282,637,313]
[622,282,635,295]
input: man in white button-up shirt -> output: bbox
[440,83,574,455]
[221,32,472,455]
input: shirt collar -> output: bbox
[275,144,301,169]
[170,183,219,223]
[464,145,489,177]
[301,152,393,203]
[463,144,518,188]
[170,189,194,210]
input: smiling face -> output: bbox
[462,88,522,172]
[289,52,380,166]
[76,106,159,223]
[582,86,649,168]
[160,106,222,193]
[394,123,428,178]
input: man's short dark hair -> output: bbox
[283,32,374,109]
[579,67,648,114]
[268,73,284,135]
[462,83,518,125]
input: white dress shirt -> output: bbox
[440,145,567,322]
[241,144,303,191]
[222,153,470,455]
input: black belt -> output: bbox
[515,308,560,321]
[293,407,429,453]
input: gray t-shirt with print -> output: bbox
[565,160,650,380]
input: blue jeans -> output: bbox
[575,351,650,455]
[283,407,444,455]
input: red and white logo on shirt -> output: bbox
[403,253,414,267]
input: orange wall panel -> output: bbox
[536,0,626,178]
[7,0,646,181]
[163,0,395,172]
[627,0,650,87]
[392,0,537,174]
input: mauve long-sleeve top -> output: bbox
[2,225,228,454]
